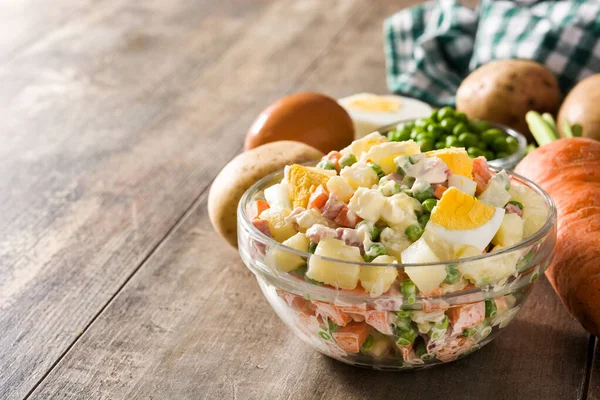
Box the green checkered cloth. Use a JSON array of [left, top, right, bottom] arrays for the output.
[[384, 0, 600, 107]]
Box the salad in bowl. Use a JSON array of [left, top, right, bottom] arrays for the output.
[[238, 132, 556, 370]]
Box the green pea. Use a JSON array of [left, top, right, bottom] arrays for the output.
[[405, 224, 424, 242], [410, 129, 423, 140], [482, 128, 505, 145], [367, 162, 385, 178], [506, 136, 519, 153], [387, 130, 401, 142], [469, 120, 489, 133], [458, 132, 479, 147], [339, 153, 357, 169], [485, 299, 497, 318], [467, 147, 485, 158], [413, 187, 434, 202], [429, 109, 440, 122], [428, 126, 446, 139], [446, 135, 460, 147], [401, 279, 418, 304], [440, 117, 458, 132], [357, 220, 380, 241], [416, 131, 435, 142], [455, 111, 468, 122], [415, 119, 428, 128], [364, 243, 386, 262], [422, 198, 437, 212], [418, 214, 430, 226], [453, 122, 469, 136], [507, 200, 523, 210], [492, 137, 510, 152], [496, 151, 509, 159], [437, 106, 455, 121], [380, 180, 401, 196], [418, 139, 434, 152], [444, 264, 460, 284], [435, 141, 446, 150], [308, 242, 318, 254], [399, 128, 412, 141], [316, 159, 336, 170]]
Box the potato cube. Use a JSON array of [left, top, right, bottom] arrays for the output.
[[307, 238, 362, 289]]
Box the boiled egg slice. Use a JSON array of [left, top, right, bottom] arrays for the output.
[[426, 187, 505, 252], [338, 93, 432, 139]]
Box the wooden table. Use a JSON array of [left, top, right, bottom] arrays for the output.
[[1, 1, 597, 399]]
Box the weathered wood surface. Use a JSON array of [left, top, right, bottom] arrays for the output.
[[0, 0, 596, 399]]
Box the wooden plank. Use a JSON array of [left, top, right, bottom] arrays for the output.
[[30, 2, 588, 399], [0, 0, 369, 398]]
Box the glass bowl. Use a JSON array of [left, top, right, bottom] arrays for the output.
[[377, 120, 528, 170], [237, 167, 556, 371]]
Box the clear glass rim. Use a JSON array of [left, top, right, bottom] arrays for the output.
[[238, 160, 556, 269], [376, 119, 528, 168]]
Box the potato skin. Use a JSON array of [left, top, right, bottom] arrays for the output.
[[208, 141, 323, 248], [457, 60, 561, 141], [557, 74, 600, 141]]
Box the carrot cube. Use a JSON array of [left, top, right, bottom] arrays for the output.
[[247, 199, 270, 220], [332, 322, 372, 353], [307, 185, 329, 210], [447, 302, 485, 335], [313, 301, 352, 327]]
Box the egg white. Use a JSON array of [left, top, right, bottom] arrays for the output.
[[338, 93, 432, 139], [425, 207, 506, 252]]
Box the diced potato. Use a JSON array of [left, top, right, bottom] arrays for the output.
[[340, 132, 387, 158], [379, 227, 412, 259], [264, 182, 292, 210], [327, 176, 355, 203], [268, 232, 310, 272], [448, 174, 477, 196], [380, 193, 421, 229], [307, 238, 362, 289], [478, 171, 511, 208], [402, 238, 446, 293], [340, 163, 379, 190], [509, 184, 549, 238], [362, 141, 421, 174], [259, 208, 296, 243], [458, 245, 519, 287], [364, 332, 393, 358], [492, 213, 524, 247], [359, 255, 398, 297], [348, 187, 387, 222]]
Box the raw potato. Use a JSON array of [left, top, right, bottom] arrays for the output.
[[557, 74, 600, 140], [208, 141, 323, 248], [456, 60, 561, 141]]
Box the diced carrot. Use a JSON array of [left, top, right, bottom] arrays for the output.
[[434, 185, 448, 199], [247, 199, 270, 220], [334, 302, 368, 314], [332, 322, 372, 353], [276, 290, 311, 312], [252, 219, 272, 237], [307, 185, 329, 210], [334, 206, 362, 228], [313, 302, 352, 327], [365, 310, 395, 335], [325, 151, 343, 170], [447, 302, 485, 335], [473, 157, 493, 195]]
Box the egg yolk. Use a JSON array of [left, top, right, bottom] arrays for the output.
[[431, 187, 495, 230], [425, 148, 473, 178], [287, 164, 330, 208], [346, 95, 402, 113]]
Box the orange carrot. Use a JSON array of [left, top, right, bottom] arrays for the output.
[[325, 151, 343, 170], [247, 199, 270, 220], [334, 206, 362, 228], [332, 322, 372, 353], [434, 185, 448, 199], [447, 302, 485, 335], [365, 310, 395, 335], [313, 302, 352, 327], [307, 185, 329, 210], [472, 157, 493, 195]]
